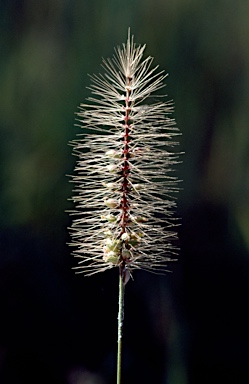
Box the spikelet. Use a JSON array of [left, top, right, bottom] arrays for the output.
[[69, 30, 180, 280]]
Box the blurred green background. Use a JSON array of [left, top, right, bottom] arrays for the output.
[[1, 1, 249, 383]]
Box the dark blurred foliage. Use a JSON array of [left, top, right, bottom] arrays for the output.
[[1, 1, 249, 383]]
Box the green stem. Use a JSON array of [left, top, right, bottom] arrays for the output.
[[117, 271, 125, 384]]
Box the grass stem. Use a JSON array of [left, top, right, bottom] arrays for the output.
[[117, 271, 125, 384]]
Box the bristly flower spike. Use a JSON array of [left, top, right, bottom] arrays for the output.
[[69, 30, 180, 283]]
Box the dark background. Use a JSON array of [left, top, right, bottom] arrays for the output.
[[1, 1, 249, 383]]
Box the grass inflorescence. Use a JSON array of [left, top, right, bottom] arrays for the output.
[[69, 30, 180, 282]]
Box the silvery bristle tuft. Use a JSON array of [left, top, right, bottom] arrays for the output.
[[69, 30, 180, 279]]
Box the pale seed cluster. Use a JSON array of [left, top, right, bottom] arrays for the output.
[[69, 31, 180, 279]]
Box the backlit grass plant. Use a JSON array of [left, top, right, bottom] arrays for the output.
[[69, 30, 180, 384]]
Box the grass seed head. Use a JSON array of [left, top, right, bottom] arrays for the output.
[[69, 30, 180, 280]]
